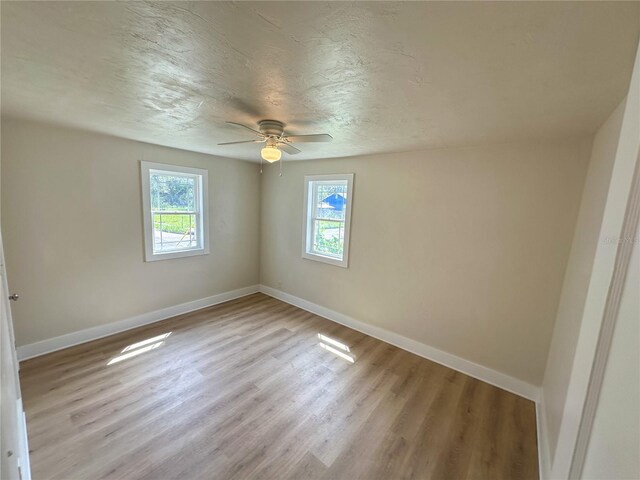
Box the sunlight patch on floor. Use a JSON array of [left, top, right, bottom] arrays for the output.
[[318, 333, 355, 363], [107, 332, 171, 365]]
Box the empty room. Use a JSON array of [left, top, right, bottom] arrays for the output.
[[1, 2, 639, 479]]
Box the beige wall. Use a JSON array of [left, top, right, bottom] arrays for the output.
[[541, 99, 626, 463], [1, 118, 260, 346], [260, 139, 591, 385], [581, 223, 639, 480]]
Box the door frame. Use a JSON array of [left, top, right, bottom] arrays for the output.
[[0, 228, 32, 480]]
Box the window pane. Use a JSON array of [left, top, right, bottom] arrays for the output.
[[313, 219, 345, 258], [150, 173, 195, 212], [153, 213, 198, 252], [315, 181, 347, 221]]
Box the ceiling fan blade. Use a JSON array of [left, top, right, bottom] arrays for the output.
[[217, 139, 262, 146], [226, 121, 264, 136], [283, 133, 333, 143], [278, 142, 301, 155]]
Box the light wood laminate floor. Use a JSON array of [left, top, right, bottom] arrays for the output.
[[20, 293, 538, 480]]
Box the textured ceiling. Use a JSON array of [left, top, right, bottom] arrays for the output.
[[2, 1, 639, 162]]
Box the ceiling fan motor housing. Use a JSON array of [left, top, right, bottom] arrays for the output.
[[258, 120, 285, 137]]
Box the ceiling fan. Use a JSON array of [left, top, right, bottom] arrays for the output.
[[218, 120, 333, 162]]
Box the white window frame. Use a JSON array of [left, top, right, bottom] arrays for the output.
[[140, 161, 210, 262], [302, 173, 354, 268]]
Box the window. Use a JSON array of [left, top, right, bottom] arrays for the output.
[[303, 174, 354, 267], [141, 161, 209, 261]]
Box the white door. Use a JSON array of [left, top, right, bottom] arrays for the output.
[[0, 230, 30, 480]]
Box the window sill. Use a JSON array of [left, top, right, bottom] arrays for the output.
[[145, 247, 209, 262], [302, 251, 349, 268]]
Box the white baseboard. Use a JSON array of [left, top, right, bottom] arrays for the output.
[[536, 396, 552, 480], [18, 282, 541, 402], [259, 284, 540, 402], [16, 285, 260, 361]]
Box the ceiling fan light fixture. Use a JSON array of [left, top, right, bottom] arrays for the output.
[[261, 145, 282, 163]]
